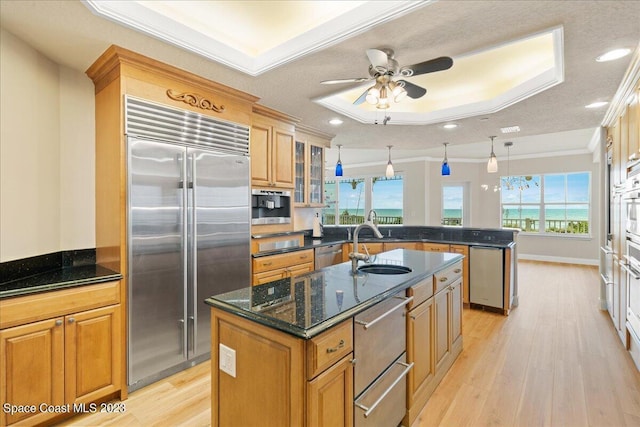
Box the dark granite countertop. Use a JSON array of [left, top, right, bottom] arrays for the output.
[[206, 249, 463, 339], [252, 226, 517, 257], [0, 264, 122, 299]]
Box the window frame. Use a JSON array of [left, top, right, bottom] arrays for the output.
[[500, 171, 591, 237], [323, 174, 404, 226]]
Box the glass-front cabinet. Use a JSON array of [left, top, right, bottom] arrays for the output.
[[294, 126, 332, 207]]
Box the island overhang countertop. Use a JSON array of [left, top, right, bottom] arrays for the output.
[[205, 249, 463, 339]]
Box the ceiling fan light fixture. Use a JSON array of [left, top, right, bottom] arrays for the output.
[[377, 86, 390, 109], [385, 145, 395, 177], [392, 85, 407, 102], [487, 136, 498, 173], [366, 85, 380, 105]]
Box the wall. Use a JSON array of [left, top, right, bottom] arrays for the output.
[[340, 150, 601, 264], [0, 28, 95, 262]]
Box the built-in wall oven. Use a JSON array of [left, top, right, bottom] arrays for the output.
[[624, 175, 640, 346]]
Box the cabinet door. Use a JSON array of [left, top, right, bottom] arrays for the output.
[[294, 141, 306, 204], [272, 127, 295, 188], [308, 144, 324, 206], [434, 289, 451, 372], [449, 244, 470, 304], [251, 122, 271, 186], [628, 93, 639, 161], [307, 353, 354, 427], [450, 280, 463, 349], [65, 305, 122, 404], [0, 318, 64, 426], [407, 298, 434, 403]]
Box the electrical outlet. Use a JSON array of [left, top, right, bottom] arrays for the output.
[[219, 343, 236, 378]]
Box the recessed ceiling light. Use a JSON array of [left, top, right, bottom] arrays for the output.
[[329, 118, 343, 126], [585, 101, 609, 109], [501, 126, 521, 134], [596, 48, 632, 62], [443, 123, 458, 129]]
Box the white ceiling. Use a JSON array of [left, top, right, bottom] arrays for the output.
[[1, 0, 639, 164]]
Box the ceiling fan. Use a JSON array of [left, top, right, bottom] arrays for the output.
[[321, 48, 453, 109]]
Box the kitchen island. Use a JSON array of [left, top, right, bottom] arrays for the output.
[[205, 249, 464, 426]]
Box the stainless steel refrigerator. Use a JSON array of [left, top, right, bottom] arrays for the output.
[[125, 96, 251, 391]]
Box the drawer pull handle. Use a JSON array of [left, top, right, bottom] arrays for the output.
[[262, 262, 273, 266], [355, 296, 413, 330], [354, 361, 414, 418], [55, 320, 63, 326], [300, 255, 308, 259], [439, 277, 448, 282], [326, 339, 345, 353], [454, 269, 462, 273], [68, 317, 75, 324]]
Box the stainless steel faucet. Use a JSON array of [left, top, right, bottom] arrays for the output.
[[349, 210, 383, 273]]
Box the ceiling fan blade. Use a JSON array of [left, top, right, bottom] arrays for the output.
[[321, 77, 370, 85], [397, 80, 427, 99], [401, 56, 453, 76], [353, 88, 369, 105], [366, 48, 389, 70]]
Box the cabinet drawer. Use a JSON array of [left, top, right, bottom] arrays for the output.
[[306, 319, 353, 380], [252, 249, 314, 273], [252, 269, 288, 285], [0, 281, 121, 329], [406, 275, 434, 309], [434, 261, 463, 294]]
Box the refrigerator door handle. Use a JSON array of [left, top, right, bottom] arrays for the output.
[[181, 153, 189, 359], [178, 319, 186, 358], [189, 154, 198, 356], [188, 315, 195, 354]]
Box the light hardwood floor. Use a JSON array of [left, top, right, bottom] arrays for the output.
[[62, 261, 640, 427]]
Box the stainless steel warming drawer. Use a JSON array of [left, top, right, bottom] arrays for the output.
[[353, 292, 413, 426]]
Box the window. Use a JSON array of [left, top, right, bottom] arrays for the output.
[[500, 172, 590, 235], [442, 184, 464, 226], [323, 175, 403, 225]]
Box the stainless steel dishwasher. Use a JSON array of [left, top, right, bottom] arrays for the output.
[[470, 245, 504, 309], [314, 244, 343, 269]]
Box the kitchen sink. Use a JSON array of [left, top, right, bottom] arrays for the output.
[[357, 264, 412, 275]]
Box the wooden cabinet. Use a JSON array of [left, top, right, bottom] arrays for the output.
[[0, 282, 122, 427], [628, 88, 639, 162], [294, 125, 332, 207], [384, 241, 422, 251], [307, 354, 354, 427], [406, 294, 435, 425], [421, 242, 450, 252], [0, 318, 64, 426], [449, 244, 470, 304], [251, 105, 299, 189], [341, 242, 385, 262], [252, 249, 314, 285], [404, 263, 463, 427], [211, 308, 353, 427]]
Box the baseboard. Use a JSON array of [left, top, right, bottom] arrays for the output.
[[517, 253, 598, 266]]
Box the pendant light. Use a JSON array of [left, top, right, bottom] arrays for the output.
[[385, 145, 394, 177], [441, 142, 451, 176], [487, 136, 498, 173], [335, 144, 343, 176]]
